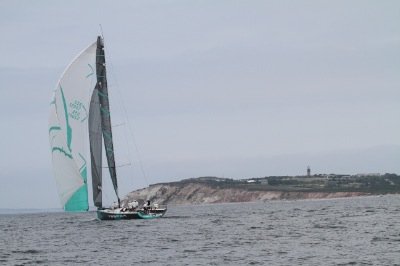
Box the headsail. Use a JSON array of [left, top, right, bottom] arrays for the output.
[[89, 87, 103, 207], [49, 42, 97, 211]]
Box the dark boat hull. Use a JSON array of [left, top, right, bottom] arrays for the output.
[[97, 209, 139, 220], [97, 208, 167, 220]]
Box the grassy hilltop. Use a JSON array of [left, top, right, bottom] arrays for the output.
[[162, 173, 400, 194]]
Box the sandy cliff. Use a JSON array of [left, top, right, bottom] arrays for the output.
[[121, 183, 368, 206]]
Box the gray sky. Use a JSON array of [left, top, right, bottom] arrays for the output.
[[1, 1, 399, 209]]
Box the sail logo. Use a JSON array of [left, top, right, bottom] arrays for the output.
[[69, 100, 88, 122]]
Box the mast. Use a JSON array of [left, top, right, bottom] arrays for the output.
[[95, 36, 121, 207]]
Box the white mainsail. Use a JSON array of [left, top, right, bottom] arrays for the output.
[[49, 42, 97, 211]]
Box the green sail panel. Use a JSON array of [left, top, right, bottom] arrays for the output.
[[64, 184, 89, 211]]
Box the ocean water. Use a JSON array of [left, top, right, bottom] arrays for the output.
[[1, 195, 400, 265]]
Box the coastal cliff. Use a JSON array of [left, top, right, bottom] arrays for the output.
[[121, 174, 400, 205], [122, 181, 368, 206]]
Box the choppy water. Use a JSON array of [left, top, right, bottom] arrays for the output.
[[1, 195, 400, 265]]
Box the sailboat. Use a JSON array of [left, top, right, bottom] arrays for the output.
[[48, 36, 167, 220]]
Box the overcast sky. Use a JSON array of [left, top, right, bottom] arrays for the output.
[[1, 1, 399, 209]]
